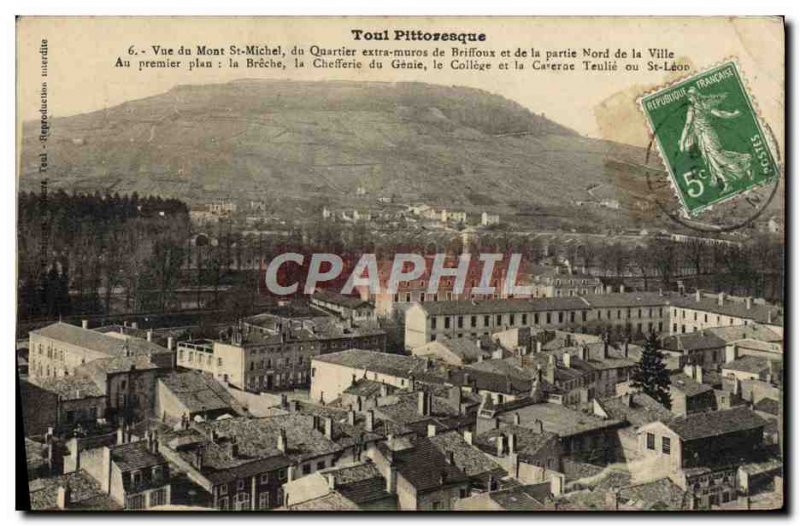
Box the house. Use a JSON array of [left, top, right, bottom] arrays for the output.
[[427, 430, 506, 490], [473, 425, 562, 484], [669, 366, 716, 417], [410, 338, 492, 365], [483, 402, 626, 465], [154, 370, 246, 423], [369, 436, 470, 510], [28, 470, 121, 511], [481, 212, 500, 226], [157, 414, 342, 510], [636, 406, 767, 474], [310, 290, 376, 323], [27, 321, 174, 382], [25, 376, 106, 433], [721, 356, 780, 384], [454, 482, 556, 510], [282, 461, 397, 510], [79, 432, 172, 510]]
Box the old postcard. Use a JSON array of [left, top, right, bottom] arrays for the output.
[[16, 16, 784, 512]]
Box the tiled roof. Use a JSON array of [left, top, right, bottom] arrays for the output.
[[32, 322, 171, 358], [498, 403, 624, 438], [28, 470, 121, 511], [312, 290, 372, 309], [596, 392, 672, 427], [390, 438, 469, 493], [111, 441, 164, 472], [669, 294, 782, 325], [314, 349, 433, 379], [158, 371, 243, 414], [32, 375, 104, 400], [722, 356, 771, 375], [418, 297, 591, 316], [670, 373, 714, 397], [666, 407, 767, 441], [618, 477, 691, 510], [189, 414, 342, 473], [583, 292, 670, 308], [428, 431, 505, 479], [474, 425, 558, 461], [753, 397, 780, 416], [488, 483, 554, 510]]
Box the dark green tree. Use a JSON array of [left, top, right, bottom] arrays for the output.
[[630, 332, 672, 409]]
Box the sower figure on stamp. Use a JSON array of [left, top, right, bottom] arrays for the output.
[[679, 87, 752, 192]]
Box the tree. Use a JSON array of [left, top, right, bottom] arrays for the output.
[[630, 332, 672, 409]]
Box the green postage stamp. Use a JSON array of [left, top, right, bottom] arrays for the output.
[[640, 61, 779, 215]]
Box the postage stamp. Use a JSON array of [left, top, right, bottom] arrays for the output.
[[640, 61, 779, 216]]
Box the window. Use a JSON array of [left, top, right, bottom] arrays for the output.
[[317, 460, 326, 470], [278, 469, 287, 481], [260, 473, 269, 484], [459, 488, 469, 498], [662, 437, 671, 454], [431, 318, 437, 329], [496, 315, 502, 325], [150, 488, 167, 507], [432, 501, 442, 510], [131, 470, 142, 486], [259, 491, 270, 509], [444, 318, 450, 329], [646, 433, 655, 450], [219, 484, 228, 496], [457, 316, 463, 329], [237, 479, 245, 491], [303, 464, 311, 475]]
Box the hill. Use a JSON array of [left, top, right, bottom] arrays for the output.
[[19, 80, 668, 230]]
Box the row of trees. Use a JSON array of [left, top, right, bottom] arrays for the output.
[[18, 191, 191, 319]]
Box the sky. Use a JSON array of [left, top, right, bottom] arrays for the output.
[[17, 16, 784, 147]]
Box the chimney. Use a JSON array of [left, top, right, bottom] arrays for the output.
[[603, 339, 609, 359], [580, 345, 589, 361], [386, 465, 398, 493], [446, 451, 455, 466], [228, 441, 239, 458], [695, 289, 701, 302], [427, 424, 437, 437], [449, 386, 462, 413], [193, 448, 203, 471], [57, 484, 71, 510], [116, 425, 125, 445], [380, 383, 389, 397], [508, 433, 516, 454], [563, 352, 571, 368], [718, 292, 724, 306], [147, 330, 153, 342], [81, 319, 88, 330], [327, 474, 336, 490], [496, 434, 506, 457], [365, 410, 375, 432], [746, 297, 752, 310], [323, 417, 333, 439], [417, 391, 430, 416], [619, 285, 625, 294], [624, 339, 629, 358], [768, 310, 773, 324], [694, 365, 703, 383], [277, 429, 287, 452], [533, 419, 544, 434], [131, 321, 138, 330], [535, 340, 542, 353], [623, 393, 633, 407], [513, 413, 521, 425], [606, 285, 612, 294], [463, 430, 473, 445], [167, 336, 174, 351], [606, 489, 619, 510], [733, 378, 741, 396], [348, 410, 356, 426], [550, 473, 565, 497]]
